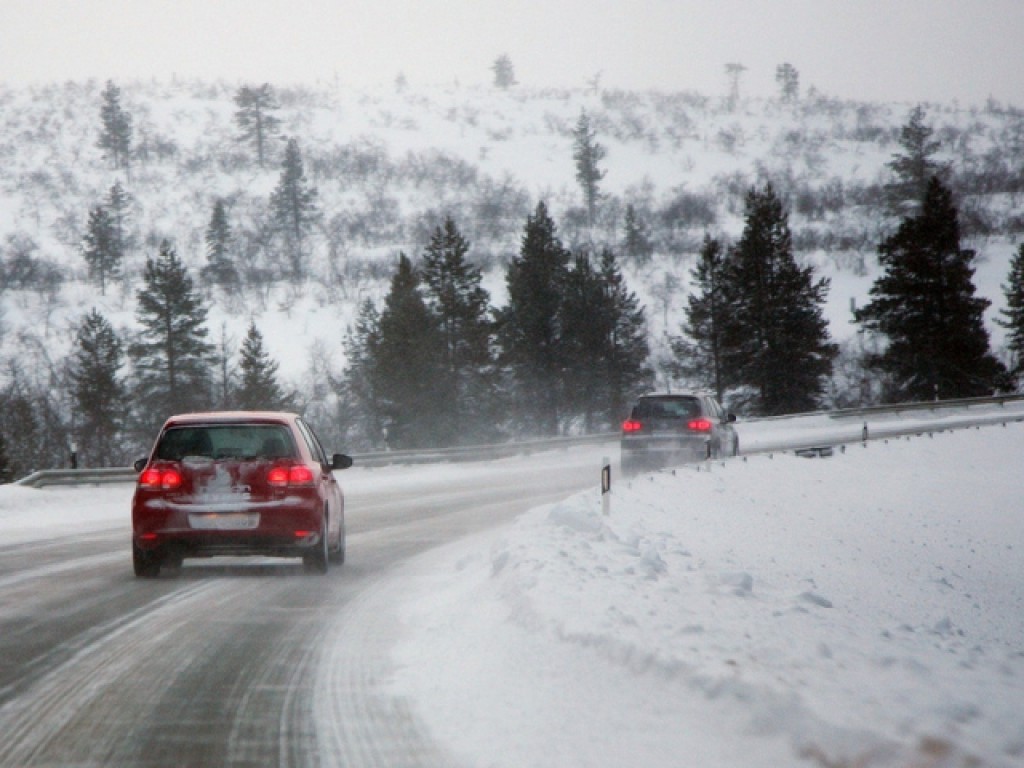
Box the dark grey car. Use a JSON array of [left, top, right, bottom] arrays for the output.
[[620, 393, 739, 474]]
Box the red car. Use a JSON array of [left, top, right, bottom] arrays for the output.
[[131, 411, 352, 577]]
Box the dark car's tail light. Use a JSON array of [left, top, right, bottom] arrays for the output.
[[267, 464, 316, 487], [622, 419, 644, 433], [138, 467, 183, 490], [687, 418, 713, 432]]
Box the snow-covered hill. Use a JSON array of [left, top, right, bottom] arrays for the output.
[[0, 79, 1021, 411]]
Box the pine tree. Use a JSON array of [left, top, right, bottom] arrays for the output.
[[234, 84, 281, 168], [130, 240, 214, 433], [596, 249, 651, 425], [270, 139, 319, 280], [856, 177, 1007, 400], [419, 217, 496, 442], [886, 105, 944, 217], [775, 63, 799, 102], [0, 391, 44, 480], [81, 205, 121, 295], [560, 252, 609, 429], [70, 309, 125, 466], [572, 110, 606, 231], [491, 54, 517, 89], [622, 204, 654, 266], [997, 243, 1024, 382], [201, 199, 239, 288], [498, 202, 571, 435], [560, 250, 650, 430], [97, 80, 132, 172], [372, 255, 447, 449], [725, 62, 747, 111], [106, 181, 133, 258], [236, 322, 291, 410], [0, 430, 11, 484], [340, 299, 385, 449], [672, 234, 730, 401], [723, 184, 836, 415]]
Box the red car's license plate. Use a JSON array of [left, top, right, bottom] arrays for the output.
[[188, 513, 260, 530]]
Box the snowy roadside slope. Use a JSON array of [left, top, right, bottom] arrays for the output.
[[388, 424, 1024, 768]]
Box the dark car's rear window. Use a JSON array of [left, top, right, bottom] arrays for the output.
[[633, 397, 700, 420], [155, 425, 297, 461]]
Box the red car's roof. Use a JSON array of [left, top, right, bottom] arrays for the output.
[[161, 411, 299, 427]]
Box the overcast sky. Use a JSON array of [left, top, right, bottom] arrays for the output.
[[1, 0, 1021, 105]]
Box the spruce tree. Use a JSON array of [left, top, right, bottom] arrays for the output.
[[372, 255, 446, 449], [622, 204, 654, 266], [201, 199, 239, 288], [97, 80, 132, 173], [572, 111, 606, 231], [886, 105, 944, 217], [560, 253, 608, 430], [70, 309, 125, 466], [236, 322, 291, 410], [270, 139, 319, 280], [106, 181, 132, 258], [491, 55, 517, 89], [998, 243, 1024, 382], [0, 391, 43, 480], [419, 217, 495, 442], [498, 202, 571, 435], [82, 205, 121, 295], [596, 248, 652, 424], [560, 250, 650, 429], [723, 184, 836, 415], [673, 234, 730, 401], [130, 240, 213, 433], [0, 431, 11, 484], [341, 299, 385, 449], [775, 63, 799, 102], [856, 177, 1006, 400], [234, 84, 281, 168]]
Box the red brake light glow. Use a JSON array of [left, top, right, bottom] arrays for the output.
[[267, 466, 289, 486], [622, 419, 643, 433], [268, 465, 316, 487], [688, 418, 713, 432], [288, 466, 315, 485], [139, 467, 182, 490]]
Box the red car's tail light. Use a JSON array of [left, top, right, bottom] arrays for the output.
[[688, 418, 713, 432], [267, 464, 316, 487], [622, 419, 644, 433], [138, 467, 182, 489], [267, 466, 289, 486], [288, 466, 315, 485]]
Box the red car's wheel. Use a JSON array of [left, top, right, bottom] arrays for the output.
[[133, 543, 161, 578]]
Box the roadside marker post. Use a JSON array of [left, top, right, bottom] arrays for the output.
[[601, 456, 611, 516]]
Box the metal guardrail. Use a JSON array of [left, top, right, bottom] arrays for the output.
[[12, 394, 1024, 488], [13, 432, 616, 488]]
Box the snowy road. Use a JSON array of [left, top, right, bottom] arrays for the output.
[[0, 445, 611, 767], [1, 410, 1021, 767]]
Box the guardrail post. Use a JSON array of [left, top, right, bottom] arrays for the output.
[[601, 456, 611, 516]]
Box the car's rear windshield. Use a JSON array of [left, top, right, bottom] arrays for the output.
[[154, 425, 297, 461], [632, 397, 700, 420]]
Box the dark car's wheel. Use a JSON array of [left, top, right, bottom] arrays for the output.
[[304, 517, 330, 574], [133, 543, 161, 578]]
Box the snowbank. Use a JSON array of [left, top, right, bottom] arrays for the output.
[[389, 424, 1024, 767]]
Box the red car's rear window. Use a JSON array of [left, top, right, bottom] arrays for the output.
[[154, 425, 297, 461]]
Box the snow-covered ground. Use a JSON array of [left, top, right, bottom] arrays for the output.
[[2, 419, 1022, 766], [387, 423, 1024, 767]]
